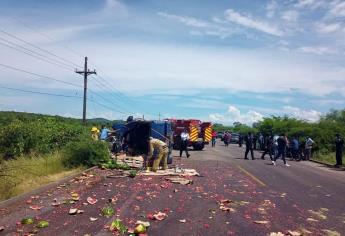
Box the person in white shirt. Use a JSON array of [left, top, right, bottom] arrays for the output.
[[180, 129, 190, 158], [305, 137, 314, 160]]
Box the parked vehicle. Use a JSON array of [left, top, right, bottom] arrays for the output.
[[170, 119, 213, 151], [217, 132, 224, 139], [230, 133, 240, 143]]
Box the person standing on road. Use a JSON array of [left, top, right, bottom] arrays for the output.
[[253, 134, 257, 150], [304, 137, 314, 161], [291, 137, 300, 161], [244, 132, 255, 160], [272, 133, 290, 166], [261, 135, 273, 160], [211, 130, 217, 147], [273, 135, 279, 158], [335, 134, 344, 167], [223, 131, 229, 147], [238, 134, 243, 147], [180, 129, 190, 158], [259, 133, 264, 150]]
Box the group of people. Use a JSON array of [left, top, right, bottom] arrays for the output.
[[244, 132, 315, 166], [243, 132, 344, 167], [211, 131, 232, 147], [91, 125, 117, 141]]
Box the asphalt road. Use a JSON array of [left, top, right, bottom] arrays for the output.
[[0, 142, 344, 236]]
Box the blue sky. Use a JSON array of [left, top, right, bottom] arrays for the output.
[[0, 0, 345, 124]]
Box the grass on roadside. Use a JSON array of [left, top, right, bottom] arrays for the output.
[[312, 152, 344, 166], [0, 152, 83, 201]]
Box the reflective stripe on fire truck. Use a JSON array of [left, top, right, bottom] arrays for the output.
[[204, 126, 212, 142], [190, 126, 198, 142]]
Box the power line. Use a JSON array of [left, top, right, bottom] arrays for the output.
[[89, 77, 134, 114], [0, 63, 82, 88], [88, 98, 129, 116], [8, 16, 84, 62], [3, 17, 155, 119], [6, 16, 146, 114], [0, 40, 73, 71], [93, 72, 134, 105], [0, 85, 129, 118], [92, 72, 157, 118], [0, 85, 82, 99], [0, 36, 75, 70], [0, 28, 80, 68], [88, 89, 133, 115]]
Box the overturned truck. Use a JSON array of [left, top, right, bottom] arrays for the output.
[[114, 120, 173, 164]]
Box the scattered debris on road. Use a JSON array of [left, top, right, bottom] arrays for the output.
[[165, 176, 192, 185]]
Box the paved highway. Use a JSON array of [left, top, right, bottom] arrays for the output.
[[0, 142, 344, 236]]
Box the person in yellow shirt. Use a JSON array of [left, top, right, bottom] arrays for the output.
[[148, 137, 168, 172], [91, 127, 99, 141]]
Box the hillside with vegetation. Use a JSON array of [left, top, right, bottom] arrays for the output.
[[0, 111, 111, 201]]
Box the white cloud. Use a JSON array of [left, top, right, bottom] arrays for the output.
[[209, 105, 263, 125], [281, 10, 299, 22], [158, 12, 235, 39], [102, 0, 128, 16], [2, 38, 345, 99], [329, 1, 345, 17], [283, 106, 321, 122], [224, 9, 284, 36], [298, 46, 336, 55], [266, 0, 278, 18], [294, 0, 326, 9], [209, 105, 321, 125], [315, 22, 342, 33], [158, 12, 210, 28]]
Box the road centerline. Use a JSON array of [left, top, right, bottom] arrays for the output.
[[237, 165, 266, 187]]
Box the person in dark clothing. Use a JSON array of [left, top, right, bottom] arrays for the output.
[[335, 134, 344, 167], [272, 134, 290, 166], [238, 134, 243, 147], [224, 131, 230, 147], [211, 130, 217, 147], [291, 137, 300, 161], [244, 132, 255, 160], [253, 135, 257, 150], [261, 135, 273, 160]]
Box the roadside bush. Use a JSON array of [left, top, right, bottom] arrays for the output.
[[0, 115, 87, 159], [62, 138, 110, 168]]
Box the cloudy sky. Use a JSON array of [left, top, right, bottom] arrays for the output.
[[0, 0, 345, 125]]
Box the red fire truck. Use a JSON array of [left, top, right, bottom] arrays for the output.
[[170, 119, 213, 150]]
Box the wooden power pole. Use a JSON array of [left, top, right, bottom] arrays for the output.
[[76, 57, 96, 125]]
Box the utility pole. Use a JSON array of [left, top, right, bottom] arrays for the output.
[[76, 57, 96, 125]]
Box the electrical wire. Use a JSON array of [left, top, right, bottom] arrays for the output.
[[0, 28, 80, 68], [0, 85, 82, 99], [2, 17, 157, 119], [8, 16, 84, 63], [0, 36, 75, 70], [89, 79, 134, 114], [6, 16, 152, 118], [0, 63, 82, 88], [0, 85, 129, 117], [0, 41, 73, 71]]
